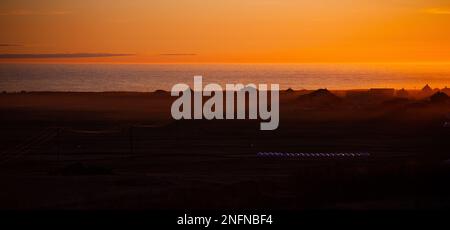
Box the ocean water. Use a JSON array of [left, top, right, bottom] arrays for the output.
[[0, 63, 449, 92]]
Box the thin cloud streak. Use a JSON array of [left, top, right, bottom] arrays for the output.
[[0, 53, 134, 59], [159, 53, 197, 56], [0, 10, 71, 16], [424, 8, 450, 15], [0, 44, 23, 47]]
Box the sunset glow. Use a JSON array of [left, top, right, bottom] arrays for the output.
[[1, 0, 450, 63]]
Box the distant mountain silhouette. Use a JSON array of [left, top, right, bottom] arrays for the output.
[[430, 91, 450, 104], [422, 84, 433, 93], [442, 87, 450, 95], [297, 89, 341, 108], [152, 89, 169, 97], [285, 88, 295, 93]]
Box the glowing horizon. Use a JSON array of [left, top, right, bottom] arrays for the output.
[[1, 0, 450, 63]]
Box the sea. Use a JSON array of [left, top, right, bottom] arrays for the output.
[[1, 63, 449, 92]]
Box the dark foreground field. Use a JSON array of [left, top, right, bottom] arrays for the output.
[[0, 90, 449, 209]]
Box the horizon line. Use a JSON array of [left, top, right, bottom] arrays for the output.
[[1, 60, 450, 65]]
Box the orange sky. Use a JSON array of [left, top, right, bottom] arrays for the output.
[[1, 0, 450, 63]]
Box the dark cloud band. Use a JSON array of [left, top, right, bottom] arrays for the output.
[[0, 53, 133, 59], [159, 53, 196, 56], [0, 44, 22, 47]]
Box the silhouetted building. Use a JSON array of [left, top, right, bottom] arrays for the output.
[[396, 88, 409, 98]]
